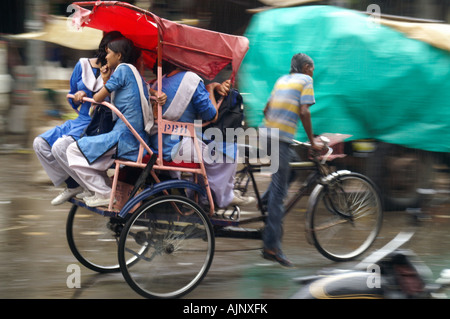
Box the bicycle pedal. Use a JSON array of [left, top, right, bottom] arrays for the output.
[[217, 205, 241, 221]]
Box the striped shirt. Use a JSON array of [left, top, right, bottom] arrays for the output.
[[263, 73, 315, 142]]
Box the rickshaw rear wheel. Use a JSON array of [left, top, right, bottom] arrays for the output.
[[66, 204, 144, 273]]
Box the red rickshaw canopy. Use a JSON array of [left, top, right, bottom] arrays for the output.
[[71, 1, 249, 81]]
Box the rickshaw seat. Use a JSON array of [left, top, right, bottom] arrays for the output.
[[162, 160, 201, 169], [142, 153, 200, 169]]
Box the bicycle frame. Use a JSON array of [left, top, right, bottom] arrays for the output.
[[236, 134, 350, 219]]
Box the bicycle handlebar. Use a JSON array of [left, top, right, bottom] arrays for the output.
[[291, 136, 333, 164]]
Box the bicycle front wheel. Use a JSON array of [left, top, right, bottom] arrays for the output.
[[118, 195, 214, 298], [306, 172, 383, 262]]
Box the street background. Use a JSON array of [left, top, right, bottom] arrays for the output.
[[0, 0, 449, 299]]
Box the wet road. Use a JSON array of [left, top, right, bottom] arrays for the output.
[[1, 152, 449, 299]]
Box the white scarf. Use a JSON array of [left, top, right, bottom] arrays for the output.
[[80, 58, 103, 92], [148, 71, 202, 136], [162, 71, 202, 121]]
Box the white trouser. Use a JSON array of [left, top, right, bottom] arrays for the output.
[[33, 136, 74, 187], [203, 158, 236, 208], [172, 138, 236, 208], [62, 142, 116, 197]]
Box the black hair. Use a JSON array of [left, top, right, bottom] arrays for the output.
[[290, 53, 314, 74], [95, 31, 124, 66], [152, 59, 180, 76], [107, 38, 141, 65]]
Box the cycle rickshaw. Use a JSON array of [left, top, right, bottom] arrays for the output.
[[65, 1, 383, 298]]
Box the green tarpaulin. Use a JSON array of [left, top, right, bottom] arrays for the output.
[[238, 6, 450, 153]]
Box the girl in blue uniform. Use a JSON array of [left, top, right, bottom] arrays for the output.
[[33, 31, 123, 205], [149, 61, 254, 209], [62, 38, 156, 207]]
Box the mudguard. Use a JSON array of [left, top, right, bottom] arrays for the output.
[[292, 271, 384, 299], [118, 179, 206, 218]]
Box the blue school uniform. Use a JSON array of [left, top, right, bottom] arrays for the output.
[[39, 58, 101, 146], [76, 64, 149, 164], [149, 71, 217, 161]]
